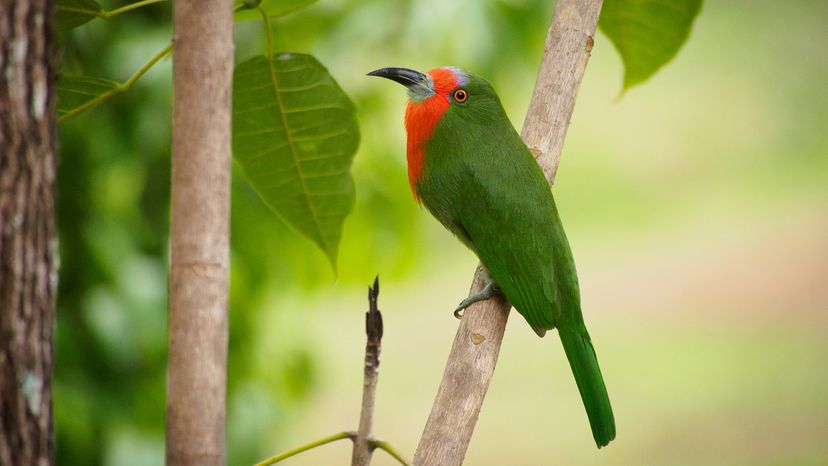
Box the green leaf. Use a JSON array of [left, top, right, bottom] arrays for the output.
[[232, 53, 359, 268], [599, 0, 702, 90], [234, 0, 317, 21], [56, 0, 103, 31], [58, 76, 119, 118]]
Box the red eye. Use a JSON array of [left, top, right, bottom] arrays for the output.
[[453, 89, 468, 103]]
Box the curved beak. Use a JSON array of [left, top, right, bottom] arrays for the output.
[[367, 67, 433, 99]]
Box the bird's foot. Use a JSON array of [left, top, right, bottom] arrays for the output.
[[454, 282, 500, 319]]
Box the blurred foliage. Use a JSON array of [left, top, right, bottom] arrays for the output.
[[58, 76, 120, 117], [234, 0, 319, 21], [55, 0, 422, 463], [54, 0, 827, 465], [56, 0, 104, 31], [60, 0, 360, 268]]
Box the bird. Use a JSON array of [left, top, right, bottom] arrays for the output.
[[368, 66, 616, 448]]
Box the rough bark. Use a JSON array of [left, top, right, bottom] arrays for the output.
[[412, 1, 604, 464], [166, 1, 234, 465], [0, 1, 58, 466]]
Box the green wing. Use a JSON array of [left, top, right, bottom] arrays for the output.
[[413, 80, 615, 447], [453, 142, 578, 332], [448, 137, 617, 447]]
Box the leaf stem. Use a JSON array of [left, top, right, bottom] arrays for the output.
[[123, 42, 173, 88], [59, 42, 172, 123], [252, 431, 354, 466], [56, 0, 167, 20], [370, 439, 411, 466], [101, 0, 167, 19], [234, 0, 261, 12], [257, 5, 273, 59]]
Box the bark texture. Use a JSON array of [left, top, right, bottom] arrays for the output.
[[412, 1, 604, 464], [0, 1, 58, 466], [166, 1, 234, 465]]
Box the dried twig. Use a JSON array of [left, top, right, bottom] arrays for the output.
[[252, 277, 410, 466], [412, 1, 605, 465], [351, 277, 383, 466]]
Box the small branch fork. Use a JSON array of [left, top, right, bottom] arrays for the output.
[[58, 42, 172, 122], [58, 3, 267, 123], [57, 1, 259, 123], [253, 277, 410, 466]]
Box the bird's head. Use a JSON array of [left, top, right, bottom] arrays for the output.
[[367, 66, 502, 124], [368, 66, 507, 197]]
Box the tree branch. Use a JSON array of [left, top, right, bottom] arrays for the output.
[[411, 1, 604, 464], [0, 1, 58, 465], [370, 439, 411, 466], [58, 42, 172, 123], [253, 431, 355, 466], [56, 0, 166, 20], [252, 277, 410, 466], [351, 277, 383, 466], [165, 1, 234, 465]]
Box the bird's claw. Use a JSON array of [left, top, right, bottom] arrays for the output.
[[453, 282, 500, 320]]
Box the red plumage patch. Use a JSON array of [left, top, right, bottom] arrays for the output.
[[404, 68, 460, 200]]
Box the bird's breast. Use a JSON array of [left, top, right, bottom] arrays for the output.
[[404, 95, 450, 199]]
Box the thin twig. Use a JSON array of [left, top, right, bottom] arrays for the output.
[[252, 278, 409, 466], [256, 6, 274, 59], [370, 439, 411, 466], [351, 277, 383, 466], [56, 0, 166, 20], [411, 1, 605, 465], [58, 42, 172, 122], [251, 431, 413, 466], [102, 0, 167, 18], [253, 431, 355, 466]]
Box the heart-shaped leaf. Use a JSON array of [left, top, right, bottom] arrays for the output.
[[56, 0, 102, 31], [600, 0, 703, 90], [58, 76, 119, 119], [233, 53, 359, 269], [234, 0, 317, 21]]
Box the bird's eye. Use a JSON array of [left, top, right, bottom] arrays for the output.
[[453, 89, 468, 103]]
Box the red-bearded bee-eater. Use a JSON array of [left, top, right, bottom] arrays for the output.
[[368, 66, 616, 448]]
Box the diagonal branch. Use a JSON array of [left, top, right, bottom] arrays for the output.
[[58, 42, 171, 123], [411, 1, 604, 465], [56, 0, 167, 20], [253, 432, 355, 466]]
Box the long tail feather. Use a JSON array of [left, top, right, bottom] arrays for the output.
[[559, 328, 616, 447]]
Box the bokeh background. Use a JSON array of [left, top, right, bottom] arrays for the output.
[[56, 0, 827, 464]]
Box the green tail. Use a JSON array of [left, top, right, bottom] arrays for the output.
[[559, 328, 616, 448]]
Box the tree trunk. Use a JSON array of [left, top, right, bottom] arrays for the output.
[[412, 0, 604, 464], [166, 1, 234, 465], [0, 1, 58, 466]]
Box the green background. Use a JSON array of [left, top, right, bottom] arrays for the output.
[[56, 0, 828, 464]]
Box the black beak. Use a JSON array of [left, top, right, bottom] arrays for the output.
[[367, 67, 433, 97]]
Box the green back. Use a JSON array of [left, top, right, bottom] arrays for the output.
[[415, 73, 583, 333], [413, 71, 615, 447]]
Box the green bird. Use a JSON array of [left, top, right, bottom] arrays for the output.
[[369, 66, 616, 447]]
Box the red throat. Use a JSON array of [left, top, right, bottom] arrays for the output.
[[404, 68, 459, 200]]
